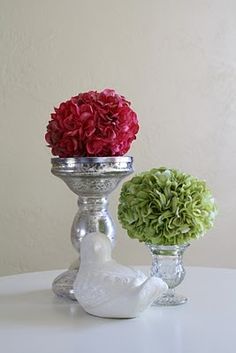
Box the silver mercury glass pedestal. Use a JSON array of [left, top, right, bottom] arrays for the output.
[[51, 156, 133, 300]]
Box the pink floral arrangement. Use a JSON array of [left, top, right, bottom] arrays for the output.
[[45, 89, 139, 158]]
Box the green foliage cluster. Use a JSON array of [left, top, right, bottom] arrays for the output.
[[118, 167, 217, 245]]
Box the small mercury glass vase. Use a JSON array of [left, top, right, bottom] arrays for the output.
[[147, 243, 189, 306], [51, 156, 133, 300]]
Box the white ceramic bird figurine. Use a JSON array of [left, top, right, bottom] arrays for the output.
[[73, 232, 168, 318]]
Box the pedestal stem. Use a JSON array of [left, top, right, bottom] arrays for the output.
[[71, 196, 115, 253]]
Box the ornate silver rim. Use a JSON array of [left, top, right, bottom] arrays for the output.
[[51, 156, 132, 164], [51, 156, 133, 176]]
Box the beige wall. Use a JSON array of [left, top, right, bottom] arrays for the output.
[[0, 0, 235, 275]]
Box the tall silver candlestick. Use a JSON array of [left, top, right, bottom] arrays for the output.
[[51, 156, 133, 300]]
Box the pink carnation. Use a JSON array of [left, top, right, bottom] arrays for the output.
[[45, 89, 139, 157]]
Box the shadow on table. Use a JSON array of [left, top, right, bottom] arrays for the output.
[[0, 289, 120, 330]]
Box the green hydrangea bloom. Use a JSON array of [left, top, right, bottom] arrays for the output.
[[118, 167, 217, 245]]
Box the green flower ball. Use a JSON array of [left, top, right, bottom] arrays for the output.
[[118, 167, 217, 245]]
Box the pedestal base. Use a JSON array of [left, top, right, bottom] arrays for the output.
[[153, 292, 188, 306], [52, 270, 78, 301]]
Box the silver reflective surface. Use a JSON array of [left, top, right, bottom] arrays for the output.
[[51, 156, 133, 300]]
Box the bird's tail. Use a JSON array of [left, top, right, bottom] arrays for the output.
[[136, 277, 168, 310]]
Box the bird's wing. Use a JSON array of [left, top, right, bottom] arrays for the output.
[[76, 271, 145, 308]]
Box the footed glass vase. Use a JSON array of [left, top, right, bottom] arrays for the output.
[[51, 156, 133, 300], [147, 244, 189, 306]]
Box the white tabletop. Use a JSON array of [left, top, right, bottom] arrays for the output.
[[0, 267, 235, 353]]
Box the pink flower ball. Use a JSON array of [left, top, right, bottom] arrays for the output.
[[45, 89, 139, 158]]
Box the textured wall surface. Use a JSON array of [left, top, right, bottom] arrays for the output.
[[0, 0, 235, 275]]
